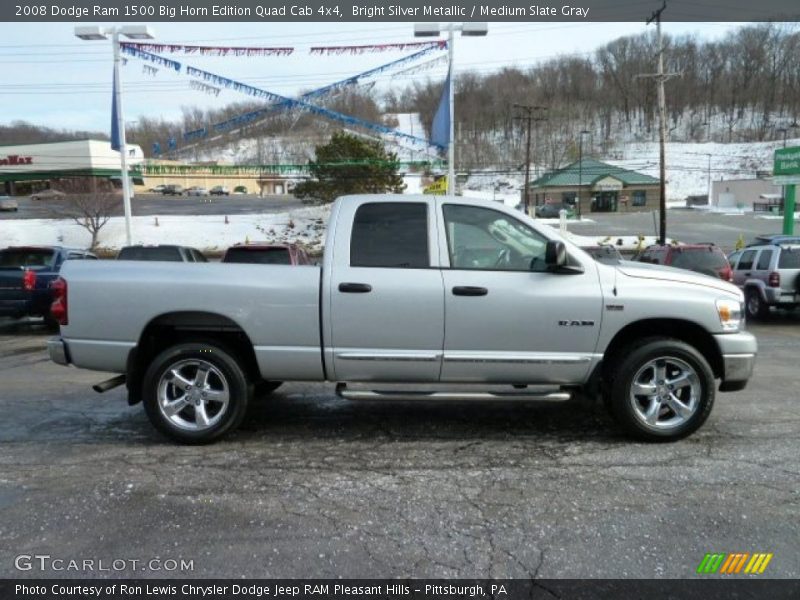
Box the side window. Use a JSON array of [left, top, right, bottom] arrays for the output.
[[350, 202, 429, 268], [737, 250, 757, 271], [632, 191, 647, 207], [756, 250, 773, 271], [442, 204, 548, 272]]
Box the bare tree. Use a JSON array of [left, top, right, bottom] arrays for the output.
[[47, 178, 122, 250]]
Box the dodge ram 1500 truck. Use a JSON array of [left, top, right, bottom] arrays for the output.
[[47, 195, 757, 444]]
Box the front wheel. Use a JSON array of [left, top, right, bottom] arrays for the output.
[[606, 338, 715, 442], [142, 342, 251, 444]]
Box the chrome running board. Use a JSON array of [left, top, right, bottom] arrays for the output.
[[335, 383, 571, 402]]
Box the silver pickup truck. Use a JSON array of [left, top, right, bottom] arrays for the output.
[[48, 194, 757, 444]]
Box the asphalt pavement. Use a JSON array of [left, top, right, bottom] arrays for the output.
[[0, 193, 304, 220], [0, 315, 798, 578]]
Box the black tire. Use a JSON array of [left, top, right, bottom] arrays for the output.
[[142, 342, 251, 444], [254, 380, 283, 398], [745, 288, 769, 320], [605, 338, 715, 442]]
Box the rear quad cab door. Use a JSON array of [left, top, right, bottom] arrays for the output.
[[327, 198, 445, 382]]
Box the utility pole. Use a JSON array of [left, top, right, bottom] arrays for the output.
[[640, 1, 679, 245], [514, 104, 547, 216]]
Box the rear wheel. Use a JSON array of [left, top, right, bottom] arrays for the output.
[[606, 338, 715, 442], [745, 288, 769, 320], [142, 342, 251, 444]]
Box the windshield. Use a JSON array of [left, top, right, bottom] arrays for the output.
[[224, 247, 292, 265], [0, 249, 55, 269]]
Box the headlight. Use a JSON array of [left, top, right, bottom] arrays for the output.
[[716, 298, 743, 331]]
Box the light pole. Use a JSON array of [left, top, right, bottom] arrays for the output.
[[75, 25, 155, 246], [577, 130, 590, 219], [415, 22, 488, 196]]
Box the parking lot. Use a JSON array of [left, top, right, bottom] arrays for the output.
[[1, 314, 798, 578]]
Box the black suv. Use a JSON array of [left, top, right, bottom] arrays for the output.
[[116, 245, 207, 262]]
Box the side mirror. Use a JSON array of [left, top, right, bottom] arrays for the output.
[[545, 240, 567, 268]]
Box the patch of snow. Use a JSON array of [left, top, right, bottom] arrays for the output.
[[0, 205, 332, 254]]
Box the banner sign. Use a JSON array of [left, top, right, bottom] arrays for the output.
[[121, 43, 294, 56]]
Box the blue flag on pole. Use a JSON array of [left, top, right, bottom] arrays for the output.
[[110, 67, 121, 151], [430, 69, 450, 150]]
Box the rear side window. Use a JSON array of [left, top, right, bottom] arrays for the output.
[[736, 250, 757, 271], [0, 249, 55, 269], [778, 248, 800, 269], [670, 248, 728, 270], [224, 248, 291, 265], [350, 203, 429, 268], [756, 250, 773, 271]]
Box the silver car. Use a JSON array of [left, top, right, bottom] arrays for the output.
[[731, 242, 800, 319], [0, 195, 18, 212]]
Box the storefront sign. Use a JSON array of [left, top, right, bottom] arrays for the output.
[[0, 155, 33, 166]]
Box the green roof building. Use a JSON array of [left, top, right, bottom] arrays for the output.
[[530, 158, 661, 214]]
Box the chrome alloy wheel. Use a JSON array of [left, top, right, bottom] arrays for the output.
[[629, 356, 701, 430], [157, 359, 230, 431]]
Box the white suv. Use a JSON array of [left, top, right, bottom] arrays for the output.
[[731, 243, 800, 319]]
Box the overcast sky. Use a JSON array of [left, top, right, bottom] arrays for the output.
[[0, 21, 744, 134]]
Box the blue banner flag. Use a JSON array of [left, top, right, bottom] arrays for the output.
[[110, 67, 121, 151], [430, 70, 450, 150]]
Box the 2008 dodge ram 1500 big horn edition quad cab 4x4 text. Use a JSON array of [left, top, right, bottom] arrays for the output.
[[47, 195, 757, 444]]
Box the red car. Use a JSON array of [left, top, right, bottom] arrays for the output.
[[221, 243, 312, 265], [635, 243, 733, 281]]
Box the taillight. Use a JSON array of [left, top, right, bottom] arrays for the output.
[[50, 277, 68, 326], [722, 266, 733, 282], [22, 269, 36, 291], [768, 272, 780, 288]]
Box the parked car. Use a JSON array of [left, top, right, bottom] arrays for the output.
[[635, 243, 732, 281], [186, 186, 209, 197], [0, 246, 96, 323], [48, 194, 755, 444], [161, 185, 184, 196], [116, 245, 207, 262], [747, 234, 800, 247], [581, 244, 623, 263], [30, 189, 65, 201], [222, 243, 311, 265], [730, 242, 800, 319], [535, 203, 573, 219], [0, 196, 19, 212], [149, 185, 167, 193], [210, 186, 230, 196], [232, 185, 248, 194]]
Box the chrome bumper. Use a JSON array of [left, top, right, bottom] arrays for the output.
[[714, 331, 757, 384], [47, 337, 70, 366], [722, 353, 756, 382]]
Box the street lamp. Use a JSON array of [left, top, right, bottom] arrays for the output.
[[75, 25, 155, 246], [577, 130, 590, 219], [415, 22, 488, 196]]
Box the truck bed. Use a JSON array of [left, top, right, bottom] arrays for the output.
[[59, 260, 324, 380]]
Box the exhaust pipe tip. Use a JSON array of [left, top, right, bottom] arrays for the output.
[[92, 374, 126, 394]]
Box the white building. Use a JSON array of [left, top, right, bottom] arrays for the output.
[[711, 177, 782, 210], [0, 139, 143, 195]]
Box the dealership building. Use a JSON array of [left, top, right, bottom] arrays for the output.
[[0, 139, 293, 196], [0, 140, 145, 195]]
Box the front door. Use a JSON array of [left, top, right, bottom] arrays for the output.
[[327, 200, 444, 382], [437, 201, 603, 383]]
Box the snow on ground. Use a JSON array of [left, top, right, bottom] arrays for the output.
[[609, 138, 800, 201], [0, 205, 332, 255]]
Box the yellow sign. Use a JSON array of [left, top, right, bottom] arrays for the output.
[[423, 176, 447, 195]]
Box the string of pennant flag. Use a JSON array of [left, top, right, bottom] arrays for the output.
[[120, 42, 448, 152], [120, 41, 446, 56]]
